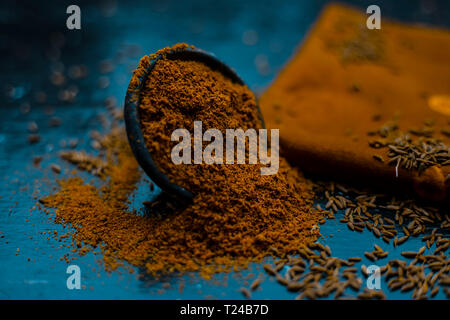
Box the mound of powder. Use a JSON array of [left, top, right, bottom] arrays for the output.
[[40, 44, 322, 278]]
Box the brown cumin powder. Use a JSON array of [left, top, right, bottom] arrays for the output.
[[40, 44, 321, 278], [259, 4, 450, 201]]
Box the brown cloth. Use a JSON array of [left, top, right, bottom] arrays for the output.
[[260, 4, 450, 201]]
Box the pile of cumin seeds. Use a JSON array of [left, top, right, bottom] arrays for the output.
[[324, 17, 385, 64], [368, 121, 450, 175], [315, 181, 449, 244], [39, 50, 325, 279], [243, 242, 384, 300]]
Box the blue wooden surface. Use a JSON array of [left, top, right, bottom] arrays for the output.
[[0, 0, 449, 299]]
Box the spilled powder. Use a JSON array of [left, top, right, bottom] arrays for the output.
[[40, 44, 322, 278]]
